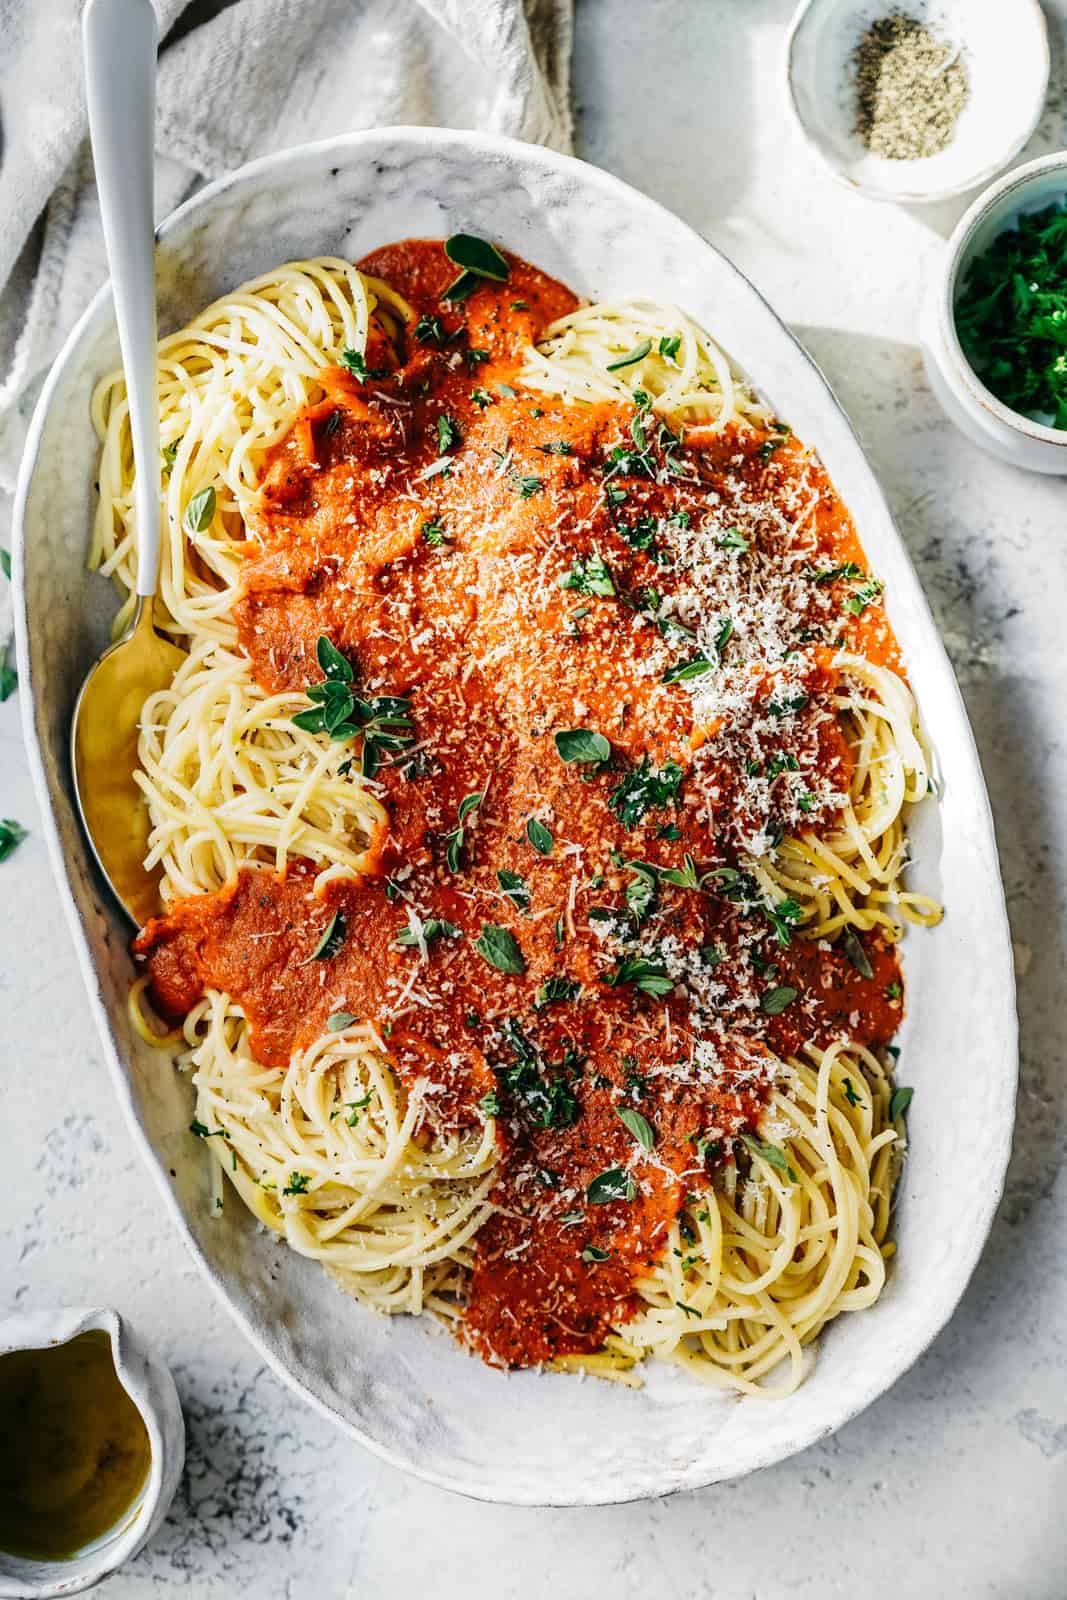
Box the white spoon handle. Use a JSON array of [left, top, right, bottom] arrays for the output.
[[83, 0, 160, 602]]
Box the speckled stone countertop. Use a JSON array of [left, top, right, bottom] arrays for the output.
[[3, 3, 1065, 1594]]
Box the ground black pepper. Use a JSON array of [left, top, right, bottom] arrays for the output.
[[853, 12, 969, 160]]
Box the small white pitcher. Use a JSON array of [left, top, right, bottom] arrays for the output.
[[0, 1308, 184, 1598]]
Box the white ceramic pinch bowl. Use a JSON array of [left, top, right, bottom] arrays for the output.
[[0, 1308, 184, 1598], [920, 150, 1067, 472], [13, 127, 1017, 1505], [786, 0, 1049, 204]]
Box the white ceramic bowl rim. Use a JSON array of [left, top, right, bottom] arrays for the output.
[[784, 0, 1050, 205], [0, 1308, 173, 1599], [936, 149, 1067, 445], [13, 124, 1018, 1506]]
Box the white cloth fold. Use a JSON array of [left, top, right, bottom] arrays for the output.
[[0, 0, 573, 639]]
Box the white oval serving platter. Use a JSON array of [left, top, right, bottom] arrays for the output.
[[13, 127, 1016, 1506]]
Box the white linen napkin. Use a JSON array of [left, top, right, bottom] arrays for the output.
[[0, 0, 573, 645]]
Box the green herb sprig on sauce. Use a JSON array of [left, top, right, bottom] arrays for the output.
[[294, 636, 415, 777], [442, 234, 510, 303]]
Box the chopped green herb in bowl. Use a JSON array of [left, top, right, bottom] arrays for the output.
[[954, 198, 1067, 430]]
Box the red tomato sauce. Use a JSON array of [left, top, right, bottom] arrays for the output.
[[134, 240, 906, 1367]]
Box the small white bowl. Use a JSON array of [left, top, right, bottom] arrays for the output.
[[920, 150, 1067, 473], [786, 0, 1049, 204], [0, 1309, 184, 1598]]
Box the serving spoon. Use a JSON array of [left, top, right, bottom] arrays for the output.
[[72, 0, 184, 928]]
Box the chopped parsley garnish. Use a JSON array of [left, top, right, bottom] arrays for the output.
[[283, 1172, 312, 1196], [470, 388, 492, 408], [435, 413, 461, 454], [559, 553, 615, 597], [843, 1077, 863, 1108], [0, 818, 26, 863], [189, 1119, 226, 1139], [954, 201, 1067, 428], [415, 456, 453, 483], [0, 548, 9, 579], [444, 233, 510, 282], [340, 348, 388, 381], [659, 614, 735, 684], [474, 924, 526, 975], [766, 692, 809, 719], [603, 956, 673, 997], [709, 870, 803, 946], [608, 756, 684, 828], [582, 1245, 611, 1263], [496, 869, 530, 912], [603, 436, 655, 482], [676, 1300, 701, 1320], [758, 438, 783, 462], [182, 485, 215, 534], [889, 1086, 914, 1120], [443, 791, 483, 872], [309, 911, 347, 962], [554, 727, 611, 767], [414, 313, 444, 345], [0, 648, 15, 703], [764, 897, 803, 946], [534, 976, 582, 1008], [618, 512, 668, 564], [812, 561, 863, 585], [625, 863, 658, 925], [525, 816, 554, 855], [741, 1132, 798, 1183], [842, 926, 874, 979], [494, 1019, 579, 1128], [715, 526, 749, 552], [658, 852, 706, 891], [886, 979, 903, 1000], [513, 473, 542, 497], [343, 1091, 373, 1127], [844, 577, 884, 615], [422, 519, 448, 547], [616, 1105, 655, 1150], [606, 339, 652, 372], [662, 654, 713, 684], [480, 1090, 501, 1117], [658, 333, 681, 360], [587, 1166, 637, 1203], [441, 271, 478, 303], [395, 917, 461, 948]]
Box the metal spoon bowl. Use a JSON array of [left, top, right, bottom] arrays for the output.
[[72, 0, 185, 928]]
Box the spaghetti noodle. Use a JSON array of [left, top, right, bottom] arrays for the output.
[[93, 237, 938, 1395]]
